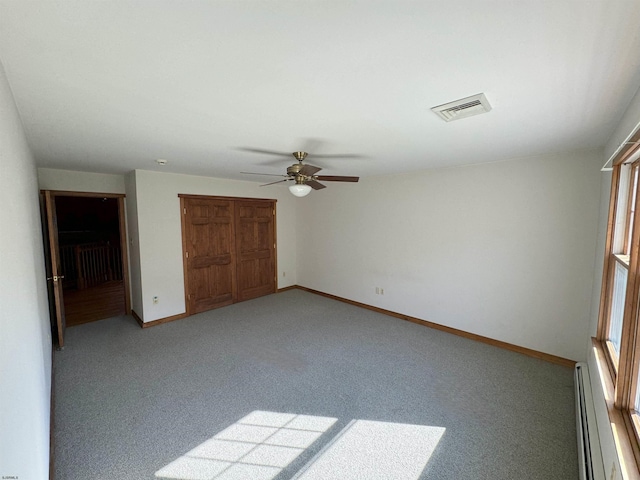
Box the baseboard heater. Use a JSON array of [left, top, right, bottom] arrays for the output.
[[575, 362, 606, 480]]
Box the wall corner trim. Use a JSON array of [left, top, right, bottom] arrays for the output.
[[131, 309, 188, 329], [131, 310, 144, 328]]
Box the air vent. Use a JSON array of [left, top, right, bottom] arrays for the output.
[[431, 93, 492, 122]]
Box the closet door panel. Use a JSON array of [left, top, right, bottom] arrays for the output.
[[236, 201, 276, 302], [184, 198, 236, 313]]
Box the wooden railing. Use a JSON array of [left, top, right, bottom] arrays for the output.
[[60, 242, 122, 290]]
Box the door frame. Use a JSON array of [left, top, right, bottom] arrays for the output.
[[41, 190, 132, 332], [41, 190, 66, 348], [179, 194, 277, 317]]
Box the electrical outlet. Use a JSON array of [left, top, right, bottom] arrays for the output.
[[380, 288, 384, 295], [282, 271, 286, 277], [375, 287, 380, 294], [153, 296, 158, 304]]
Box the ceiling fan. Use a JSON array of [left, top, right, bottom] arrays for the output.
[[240, 149, 360, 197]]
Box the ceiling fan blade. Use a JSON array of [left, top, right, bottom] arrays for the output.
[[306, 180, 326, 190], [238, 147, 292, 157], [299, 164, 322, 176], [315, 175, 359, 182], [241, 172, 289, 177], [260, 178, 292, 187]]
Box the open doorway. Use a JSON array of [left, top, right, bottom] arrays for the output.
[[54, 195, 128, 326]]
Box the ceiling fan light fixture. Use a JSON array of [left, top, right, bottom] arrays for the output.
[[289, 184, 312, 197]]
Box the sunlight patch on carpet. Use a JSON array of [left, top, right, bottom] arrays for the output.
[[293, 419, 446, 480], [155, 411, 337, 480], [155, 411, 445, 480]]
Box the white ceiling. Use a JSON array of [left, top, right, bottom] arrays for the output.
[[1, 1, 640, 181]]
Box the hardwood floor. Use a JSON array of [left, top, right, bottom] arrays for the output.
[[64, 280, 125, 327]]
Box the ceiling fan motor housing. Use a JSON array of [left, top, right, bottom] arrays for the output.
[[287, 164, 303, 176]]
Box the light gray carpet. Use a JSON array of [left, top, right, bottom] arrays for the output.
[[53, 289, 578, 479]]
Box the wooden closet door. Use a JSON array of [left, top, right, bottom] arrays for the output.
[[184, 198, 237, 313], [236, 200, 276, 302]]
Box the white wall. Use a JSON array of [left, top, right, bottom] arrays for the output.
[[125, 171, 143, 317], [297, 149, 603, 361], [0, 61, 51, 479], [133, 170, 297, 322], [37, 167, 125, 194]]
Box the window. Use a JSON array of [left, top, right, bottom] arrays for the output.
[[602, 162, 636, 368], [597, 133, 640, 470]]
